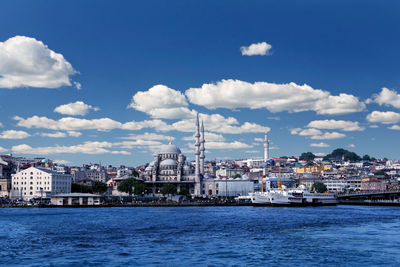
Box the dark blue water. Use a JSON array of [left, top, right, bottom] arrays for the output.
[[1, 206, 400, 266]]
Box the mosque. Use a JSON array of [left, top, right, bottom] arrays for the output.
[[142, 114, 205, 196]]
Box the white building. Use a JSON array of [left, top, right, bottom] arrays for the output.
[[11, 167, 72, 200]]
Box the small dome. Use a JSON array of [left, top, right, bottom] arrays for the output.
[[160, 159, 177, 166], [149, 161, 155, 166], [183, 165, 191, 170], [145, 166, 153, 171], [159, 142, 181, 154]]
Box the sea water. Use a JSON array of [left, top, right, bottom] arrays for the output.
[[1, 206, 400, 266]]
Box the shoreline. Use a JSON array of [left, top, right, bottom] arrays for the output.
[[2, 202, 400, 208]]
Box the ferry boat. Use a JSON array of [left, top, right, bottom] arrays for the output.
[[251, 169, 337, 206]]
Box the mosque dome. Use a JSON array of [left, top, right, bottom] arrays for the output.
[[159, 142, 181, 154], [160, 159, 177, 166], [145, 166, 153, 171]]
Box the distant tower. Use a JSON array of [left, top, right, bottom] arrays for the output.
[[194, 113, 201, 196], [200, 120, 205, 175], [264, 132, 269, 162]]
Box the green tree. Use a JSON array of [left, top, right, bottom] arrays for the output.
[[362, 154, 371, 161], [312, 181, 327, 193], [92, 181, 107, 194], [71, 183, 93, 193], [233, 173, 242, 178], [117, 178, 135, 195], [161, 183, 177, 196], [299, 152, 315, 161], [323, 148, 361, 162], [179, 188, 191, 198], [133, 180, 146, 195]]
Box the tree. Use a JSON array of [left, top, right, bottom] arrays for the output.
[[92, 181, 107, 194], [71, 183, 92, 193], [161, 183, 177, 196], [133, 180, 146, 195], [362, 154, 371, 161], [117, 178, 135, 195], [312, 181, 327, 193], [323, 148, 361, 162], [233, 173, 242, 178], [179, 188, 191, 198], [300, 152, 315, 161]]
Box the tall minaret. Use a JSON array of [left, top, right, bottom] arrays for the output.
[[264, 132, 269, 162], [194, 113, 201, 195], [200, 120, 205, 175]]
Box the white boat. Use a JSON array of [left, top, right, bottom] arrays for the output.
[[251, 192, 271, 205]]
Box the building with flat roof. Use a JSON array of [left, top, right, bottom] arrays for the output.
[[11, 167, 72, 200]]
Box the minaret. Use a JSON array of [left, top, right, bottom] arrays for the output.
[[194, 113, 201, 196], [264, 132, 269, 162], [200, 120, 205, 175]]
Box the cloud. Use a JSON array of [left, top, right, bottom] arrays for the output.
[[314, 152, 326, 157], [40, 131, 80, 138], [0, 36, 76, 89], [40, 132, 67, 138], [310, 132, 346, 140], [240, 42, 272, 56], [0, 146, 7, 153], [182, 132, 225, 142], [297, 128, 323, 136], [14, 113, 268, 135], [369, 87, 400, 109], [200, 141, 252, 150], [388, 125, 400, 130], [0, 130, 30, 139], [369, 125, 379, 128], [73, 82, 82, 90], [54, 101, 99, 116], [67, 131, 82, 137], [14, 116, 124, 131], [254, 137, 264, 142], [12, 141, 130, 155], [348, 144, 355, 148], [306, 120, 364, 131], [121, 132, 175, 141], [128, 84, 192, 119], [245, 150, 260, 153], [53, 159, 71, 165], [185, 79, 365, 115], [310, 142, 330, 147], [366, 111, 400, 124], [0, 122, 3, 127]]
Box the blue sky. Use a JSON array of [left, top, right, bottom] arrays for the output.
[[0, 0, 400, 166]]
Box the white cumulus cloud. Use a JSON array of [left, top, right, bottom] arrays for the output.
[[200, 141, 252, 150], [185, 79, 365, 115], [128, 84, 193, 119], [54, 101, 99, 116], [0, 146, 7, 153], [240, 42, 272, 56], [12, 141, 130, 155], [0, 130, 31, 139], [310, 132, 346, 140], [388, 125, 400, 130], [366, 111, 400, 124], [40, 132, 67, 138], [0, 36, 77, 89], [306, 120, 364, 131], [310, 142, 330, 147], [369, 87, 400, 109]]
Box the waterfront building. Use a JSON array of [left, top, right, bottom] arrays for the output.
[[51, 193, 100, 206], [215, 168, 244, 178], [0, 178, 11, 198], [361, 177, 387, 191], [11, 167, 72, 200], [203, 177, 254, 197], [142, 113, 204, 196]]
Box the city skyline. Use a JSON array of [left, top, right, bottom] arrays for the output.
[[1, 1, 400, 166]]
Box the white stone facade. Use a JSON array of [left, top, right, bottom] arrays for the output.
[[11, 167, 72, 200]]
